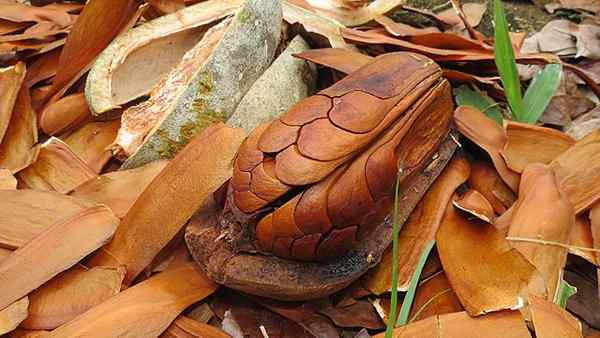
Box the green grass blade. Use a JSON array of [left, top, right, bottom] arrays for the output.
[[384, 174, 403, 338], [453, 85, 504, 125], [555, 279, 577, 309], [521, 63, 562, 124], [493, 0, 523, 120], [396, 239, 436, 326]]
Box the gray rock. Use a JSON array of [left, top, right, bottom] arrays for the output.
[[121, 0, 282, 169], [227, 35, 317, 133]]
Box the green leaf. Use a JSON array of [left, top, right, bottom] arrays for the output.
[[384, 174, 403, 338], [521, 63, 562, 124], [493, 0, 524, 120], [396, 240, 436, 327], [555, 279, 577, 309], [454, 85, 504, 125]]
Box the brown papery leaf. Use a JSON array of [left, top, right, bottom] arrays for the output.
[[569, 216, 596, 265], [374, 15, 440, 37], [46, 0, 140, 102], [0, 19, 30, 36], [0, 85, 38, 173], [62, 120, 120, 173], [21, 266, 125, 330], [46, 263, 217, 338], [6, 328, 49, 338], [590, 203, 600, 272], [0, 189, 97, 249], [551, 130, 600, 214], [17, 137, 97, 193], [507, 163, 574, 301], [374, 310, 531, 338], [408, 271, 463, 322], [88, 123, 245, 285], [468, 160, 516, 214], [501, 121, 575, 173], [453, 189, 495, 223], [24, 48, 60, 88], [437, 195, 546, 316], [147, 0, 185, 15], [0, 248, 12, 263], [0, 62, 25, 143], [294, 48, 372, 74], [0, 3, 72, 26], [363, 156, 470, 294], [161, 316, 230, 338], [0, 206, 118, 310], [0, 169, 17, 189], [0, 297, 28, 335], [437, 3, 487, 28], [71, 159, 168, 218], [39, 93, 90, 136], [454, 106, 519, 191], [319, 300, 383, 330], [288, 0, 406, 27], [529, 295, 582, 338]]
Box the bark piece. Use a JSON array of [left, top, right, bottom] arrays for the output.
[[0, 206, 119, 310], [529, 295, 582, 338], [70, 159, 168, 218], [39, 93, 90, 136], [118, 0, 282, 169], [0, 297, 28, 335], [362, 156, 470, 294], [0, 62, 25, 144], [86, 0, 242, 116], [21, 266, 125, 330], [46, 264, 217, 338], [17, 137, 97, 193], [62, 120, 120, 173], [0, 189, 97, 249], [88, 124, 245, 285], [227, 35, 317, 133]]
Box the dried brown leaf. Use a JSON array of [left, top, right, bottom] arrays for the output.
[[0, 85, 38, 173], [529, 295, 582, 338], [0, 206, 118, 310], [88, 123, 245, 285], [283, 1, 352, 49], [147, 0, 185, 15], [0, 189, 97, 249], [408, 271, 463, 322], [454, 106, 520, 191], [374, 15, 440, 37], [62, 120, 120, 173], [0, 3, 71, 26], [17, 137, 97, 193], [569, 216, 596, 265], [0, 62, 25, 143], [0, 297, 28, 335], [0, 169, 17, 189], [319, 300, 383, 330], [502, 121, 575, 173], [591, 203, 600, 273], [453, 189, 495, 223], [21, 266, 125, 330], [39, 93, 90, 136], [437, 195, 546, 316], [6, 328, 49, 338], [468, 160, 517, 215], [161, 316, 230, 338], [24, 48, 60, 88], [363, 156, 470, 294], [287, 0, 406, 27], [46, 263, 217, 338], [70, 159, 168, 218], [294, 47, 372, 74], [551, 130, 600, 213]]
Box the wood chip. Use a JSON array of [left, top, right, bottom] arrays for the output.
[[0, 206, 119, 310]]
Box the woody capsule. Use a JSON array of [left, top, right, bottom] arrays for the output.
[[186, 52, 458, 300]]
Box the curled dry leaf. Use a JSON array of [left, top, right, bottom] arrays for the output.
[[289, 0, 406, 27], [282, 1, 351, 49], [568, 216, 596, 265], [454, 106, 520, 191], [551, 130, 600, 214], [0, 248, 11, 263], [0, 62, 25, 143], [62, 120, 120, 173], [17, 137, 97, 193], [0, 297, 28, 335], [363, 156, 470, 294], [507, 163, 574, 301], [39, 93, 90, 136], [408, 271, 463, 322], [20, 266, 125, 330], [437, 195, 546, 316], [374, 15, 440, 37], [0, 169, 17, 189], [468, 160, 516, 215], [293, 47, 372, 74], [161, 316, 230, 338], [0, 189, 97, 249], [0, 205, 118, 310], [0, 3, 72, 26], [86, 0, 242, 116], [88, 123, 245, 285], [46, 0, 140, 103], [501, 121, 575, 173], [118, 0, 281, 169], [374, 310, 531, 338], [24, 48, 61, 88], [591, 203, 600, 267], [319, 300, 384, 330], [227, 35, 317, 133], [529, 295, 582, 338], [453, 189, 495, 223], [437, 3, 487, 28], [6, 328, 49, 338], [147, 0, 185, 15], [70, 159, 168, 218], [0, 85, 38, 173], [46, 264, 217, 338]]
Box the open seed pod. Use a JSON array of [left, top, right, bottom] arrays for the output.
[[110, 0, 281, 169], [85, 0, 243, 117], [186, 52, 457, 300]]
